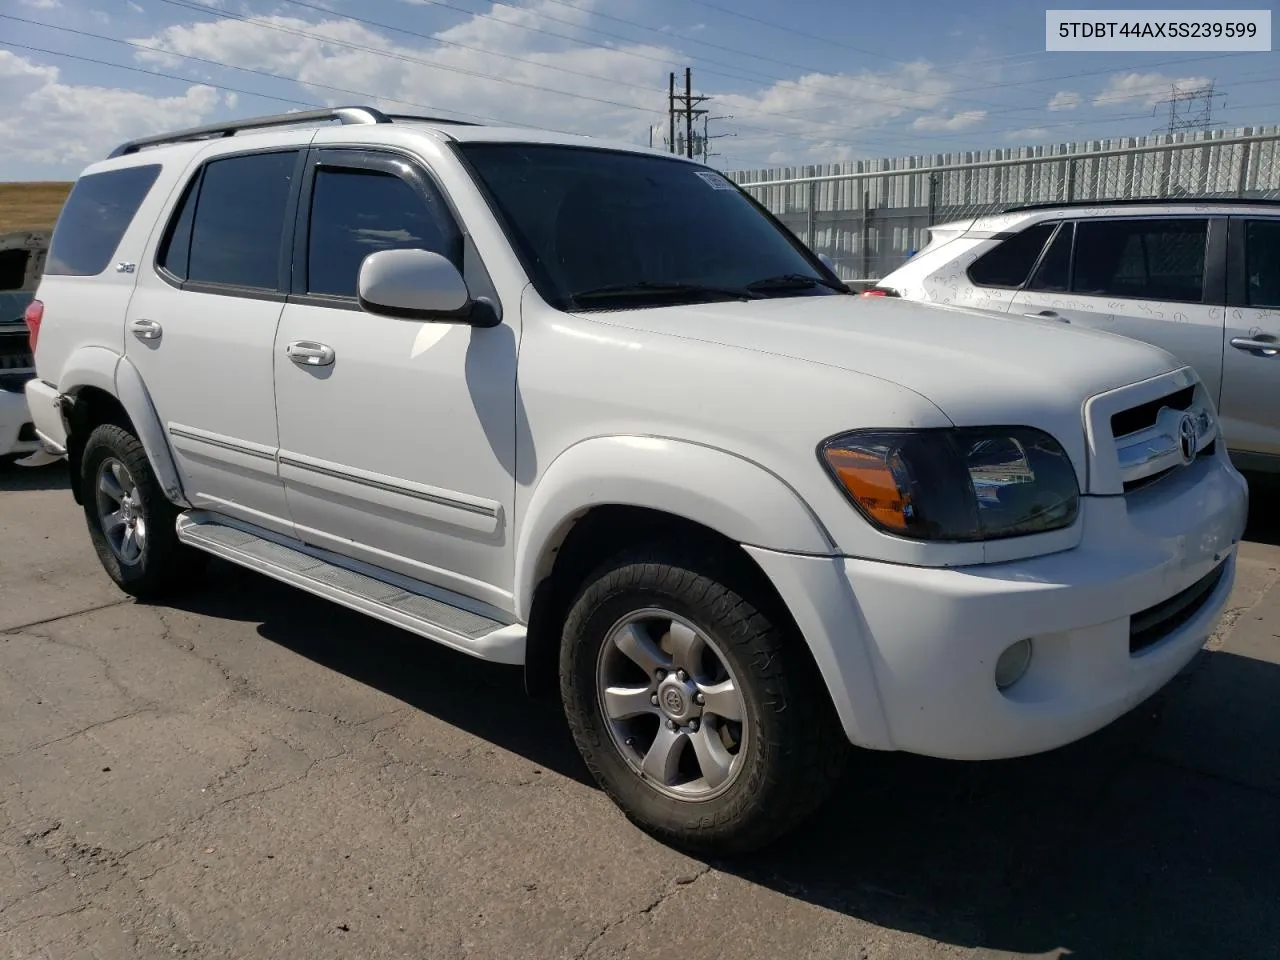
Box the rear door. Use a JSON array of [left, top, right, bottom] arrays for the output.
[[1221, 216, 1280, 465], [125, 145, 305, 537], [1009, 216, 1228, 403]]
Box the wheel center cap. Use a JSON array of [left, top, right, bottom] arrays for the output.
[[657, 678, 696, 723]]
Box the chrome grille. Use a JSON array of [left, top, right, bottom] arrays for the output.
[[1112, 387, 1217, 492]]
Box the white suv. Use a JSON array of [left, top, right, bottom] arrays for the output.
[[23, 108, 1248, 853], [874, 201, 1280, 473]]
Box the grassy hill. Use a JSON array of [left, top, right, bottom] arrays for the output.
[[0, 182, 72, 233]]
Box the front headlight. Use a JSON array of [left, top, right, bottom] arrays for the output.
[[818, 427, 1080, 542]]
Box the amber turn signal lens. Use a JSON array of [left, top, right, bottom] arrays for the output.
[[821, 446, 912, 533]]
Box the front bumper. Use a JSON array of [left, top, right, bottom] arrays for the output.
[[747, 448, 1249, 760], [0, 387, 38, 458]]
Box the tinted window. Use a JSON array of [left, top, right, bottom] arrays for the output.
[[1026, 222, 1073, 293], [306, 167, 453, 298], [0, 249, 28, 290], [967, 222, 1055, 288], [1073, 219, 1207, 303], [459, 144, 838, 311], [45, 164, 161, 276], [1244, 219, 1280, 307], [188, 151, 297, 290], [157, 174, 198, 281]]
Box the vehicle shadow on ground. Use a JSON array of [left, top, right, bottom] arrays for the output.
[[1242, 470, 1280, 546], [0, 460, 67, 492], [166, 557, 1280, 959]]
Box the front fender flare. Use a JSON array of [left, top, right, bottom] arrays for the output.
[[513, 435, 835, 620]]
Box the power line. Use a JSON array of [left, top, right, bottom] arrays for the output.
[[152, 0, 660, 116]]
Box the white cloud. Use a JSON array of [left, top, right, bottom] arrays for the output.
[[0, 51, 222, 167], [1006, 126, 1048, 141], [1092, 73, 1212, 108], [912, 109, 987, 132], [1047, 90, 1079, 111], [19, 0, 61, 8]]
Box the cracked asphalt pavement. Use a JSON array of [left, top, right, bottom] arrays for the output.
[[3, 462, 1280, 960]]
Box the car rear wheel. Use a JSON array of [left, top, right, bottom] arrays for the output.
[[560, 543, 849, 854], [80, 423, 204, 599]]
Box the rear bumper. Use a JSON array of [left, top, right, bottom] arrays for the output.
[[0, 387, 37, 457], [747, 447, 1249, 759], [22, 378, 67, 456]]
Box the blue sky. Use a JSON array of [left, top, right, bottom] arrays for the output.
[[0, 0, 1276, 180]]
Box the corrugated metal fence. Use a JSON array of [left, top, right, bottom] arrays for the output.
[[727, 126, 1280, 283]]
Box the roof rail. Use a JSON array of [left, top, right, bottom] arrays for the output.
[[106, 106, 392, 159], [382, 113, 481, 126], [1002, 196, 1280, 213]]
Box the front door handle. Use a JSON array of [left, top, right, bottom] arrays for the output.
[[130, 318, 162, 341], [1024, 309, 1068, 323], [286, 340, 335, 367], [1230, 336, 1279, 357]]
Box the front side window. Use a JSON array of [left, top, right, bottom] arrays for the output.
[[1244, 219, 1280, 308], [1072, 218, 1207, 303], [45, 164, 161, 277], [185, 151, 298, 290], [967, 221, 1056, 289], [305, 166, 454, 299], [458, 144, 843, 310]]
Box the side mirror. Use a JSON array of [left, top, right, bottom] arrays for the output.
[[357, 248, 497, 325]]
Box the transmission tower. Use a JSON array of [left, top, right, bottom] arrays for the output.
[[1153, 81, 1225, 135]]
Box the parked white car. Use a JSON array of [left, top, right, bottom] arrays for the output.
[[24, 109, 1248, 852], [874, 201, 1280, 473], [0, 230, 49, 461]]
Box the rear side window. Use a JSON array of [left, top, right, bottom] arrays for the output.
[[1026, 222, 1073, 293], [170, 150, 298, 291], [967, 222, 1055, 288], [1244, 219, 1280, 307], [305, 166, 455, 299], [1073, 219, 1207, 303], [45, 164, 161, 277]]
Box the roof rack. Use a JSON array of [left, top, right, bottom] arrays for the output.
[[1002, 196, 1280, 213], [382, 113, 481, 126], [107, 106, 394, 159]]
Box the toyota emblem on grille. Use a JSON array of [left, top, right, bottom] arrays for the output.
[[1178, 414, 1199, 465]]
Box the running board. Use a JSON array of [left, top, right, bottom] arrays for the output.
[[175, 514, 525, 664]]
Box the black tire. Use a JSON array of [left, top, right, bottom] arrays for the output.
[[560, 543, 849, 855], [80, 423, 204, 599]]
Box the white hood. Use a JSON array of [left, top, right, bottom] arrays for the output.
[[580, 294, 1184, 474]]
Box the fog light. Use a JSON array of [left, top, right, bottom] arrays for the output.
[[994, 638, 1033, 691]]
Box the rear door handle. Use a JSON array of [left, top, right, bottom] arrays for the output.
[[1230, 336, 1279, 357], [286, 340, 335, 366], [130, 318, 162, 341], [1024, 310, 1068, 323]]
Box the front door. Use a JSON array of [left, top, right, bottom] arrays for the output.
[[272, 148, 519, 611], [1221, 217, 1280, 464], [1008, 216, 1227, 404], [126, 146, 304, 537]]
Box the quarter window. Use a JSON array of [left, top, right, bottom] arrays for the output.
[[45, 164, 161, 277], [1072, 219, 1207, 303], [1026, 222, 1073, 293], [1243, 219, 1280, 308], [183, 150, 298, 290], [305, 166, 455, 299], [967, 222, 1056, 289]]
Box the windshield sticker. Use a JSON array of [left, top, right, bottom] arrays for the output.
[[695, 171, 735, 191]]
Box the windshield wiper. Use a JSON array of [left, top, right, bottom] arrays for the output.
[[568, 280, 757, 307], [745, 273, 850, 294]]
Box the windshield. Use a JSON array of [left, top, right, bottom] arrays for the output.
[[458, 143, 846, 311]]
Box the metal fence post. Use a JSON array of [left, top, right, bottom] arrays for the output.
[[859, 187, 871, 281], [927, 172, 938, 226], [805, 166, 816, 248], [1237, 137, 1252, 197], [1065, 157, 1076, 202]]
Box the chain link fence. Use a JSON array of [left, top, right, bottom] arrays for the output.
[[728, 126, 1280, 284]]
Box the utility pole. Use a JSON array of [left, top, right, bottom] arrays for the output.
[[665, 67, 711, 159], [668, 72, 676, 155]]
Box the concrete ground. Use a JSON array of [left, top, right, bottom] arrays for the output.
[[2, 462, 1279, 960]]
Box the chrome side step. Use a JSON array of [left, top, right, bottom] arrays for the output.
[[175, 513, 525, 664]]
